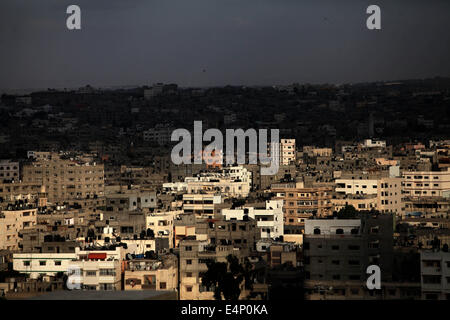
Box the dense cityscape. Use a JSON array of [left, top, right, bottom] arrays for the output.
[[1, 78, 449, 300]]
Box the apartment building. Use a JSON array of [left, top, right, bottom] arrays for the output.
[[303, 214, 394, 299], [179, 239, 236, 300], [20, 226, 80, 253], [332, 195, 378, 212], [179, 216, 261, 299], [124, 255, 178, 291], [13, 252, 77, 279], [146, 210, 181, 248], [70, 258, 121, 291], [96, 210, 148, 241], [221, 200, 284, 239], [272, 182, 333, 225], [0, 181, 42, 207], [403, 169, 450, 197], [174, 213, 197, 248], [162, 182, 188, 194], [420, 250, 450, 300], [404, 197, 450, 218], [0, 160, 19, 182], [179, 239, 253, 300], [186, 178, 250, 198], [105, 190, 157, 213], [22, 153, 105, 203], [377, 177, 403, 215], [143, 124, 174, 145], [280, 139, 296, 165], [335, 178, 379, 195], [335, 176, 403, 215], [183, 166, 252, 198], [303, 146, 333, 157], [0, 204, 37, 251], [182, 194, 222, 219]]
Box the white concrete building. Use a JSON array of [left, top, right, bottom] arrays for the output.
[[361, 139, 386, 148], [222, 200, 284, 239], [69, 259, 121, 291], [13, 252, 77, 279]]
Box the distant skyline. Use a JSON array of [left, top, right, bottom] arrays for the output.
[[1, 0, 450, 90]]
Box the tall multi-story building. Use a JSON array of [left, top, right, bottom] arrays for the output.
[[0, 204, 37, 251], [182, 194, 222, 219], [179, 217, 260, 299], [0, 160, 20, 182], [334, 176, 403, 215], [280, 139, 296, 165], [303, 214, 394, 299], [272, 182, 333, 225], [22, 153, 105, 203], [70, 258, 122, 291], [420, 250, 450, 300], [403, 169, 450, 197]]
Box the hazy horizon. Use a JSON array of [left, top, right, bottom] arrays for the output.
[[2, 0, 450, 90]]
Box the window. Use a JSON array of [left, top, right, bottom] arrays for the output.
[[86, 271, 97, 277], [423, 275, 441, 284], [160, 282, 167, 289], [100, 269, 116, 276], [186, 286, 192, 292], [331, 245, 339, 250], [185, 246, 192, 251], [332, 260, 340, 265], [313, 228, 321, 235], [54, 261, 62, 266], [23, 261, 31, 266], [39, 261, 46, 266], [186, 260, 192, 265], [336, 228, 344, 235]]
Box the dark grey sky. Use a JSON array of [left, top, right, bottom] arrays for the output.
[[1, 0, 450, 90]]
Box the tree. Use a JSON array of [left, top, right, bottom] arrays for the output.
[[201, 254, 248, 300], [146, 228, 155, 238], [337, 205, 359, 219]]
